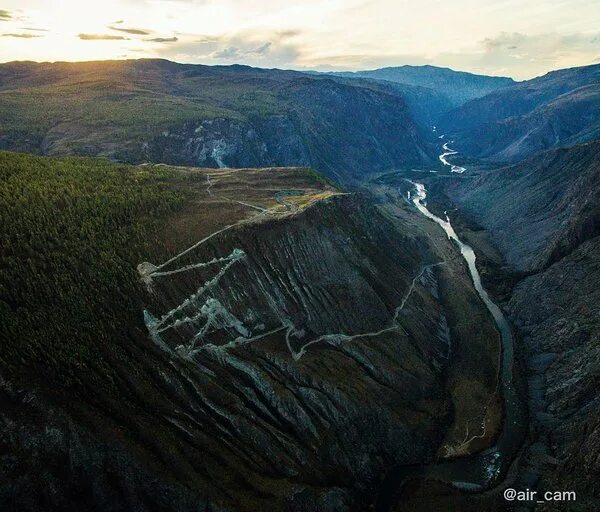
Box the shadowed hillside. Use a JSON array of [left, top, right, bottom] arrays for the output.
[[331, 65, 515, 108], [0, 151, 502, 511], [0, 59, 437, 185], [447, 140, 600, 272], [442, 141, 600, 509], [439, 63, 600, 162]]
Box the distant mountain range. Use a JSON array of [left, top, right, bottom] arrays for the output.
[[438, 63, 600, 162], [328, 63, 599, 163], [0, 59, 438, 184], [328, 64, 515, 108], [0, 59, 598, 183]]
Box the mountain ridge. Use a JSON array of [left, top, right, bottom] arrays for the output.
[[0, 58, 439, 185], [328, 64, 516, 109], [438, 63, 600, 162], [0, 150, 501, 511]]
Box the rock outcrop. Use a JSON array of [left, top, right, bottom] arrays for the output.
[[507, 236, 600, 510], [444, 141, 600, 508], [439, 63, 600, 162], [0, 59, 437, 185], [0, 160, 501, 511]]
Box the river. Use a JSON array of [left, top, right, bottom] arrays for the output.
[[375, 147, 527, 510], [439, 142, 467, 173]]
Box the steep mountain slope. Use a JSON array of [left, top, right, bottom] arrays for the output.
[[332, 65, 514, 108], [319, 73, 453, 128], [439, 63, 600, 161], [455, 85, 600, 161], [447, 140, 600, 272], [507, 236, 600, 510], [443, 141, 600, 507], [0, 59, 437, 184], [0, 152, 502, 511], [393, 83, 453, 128]]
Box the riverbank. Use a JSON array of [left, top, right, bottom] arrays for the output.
[[368, 136, 530, 510], [423, 141, 600, 509]]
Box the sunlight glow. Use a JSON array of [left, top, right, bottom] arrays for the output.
[[1, 0, 598, 78]]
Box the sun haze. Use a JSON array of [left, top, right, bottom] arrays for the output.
[[1, 0, 599, 79]]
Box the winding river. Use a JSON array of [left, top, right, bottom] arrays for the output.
[[439, 142, 467, 173], [375, 147, 526, 510]]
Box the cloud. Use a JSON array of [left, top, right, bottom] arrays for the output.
[[473, 32, 600, 78], [109, 26, 150, 35], [147, 36, 178, 43], [78, 33, 128, 41], [253, 42, 272, 55], [311, 32, 600, 79], [212, 42, 272, 59], [481, 31, 596, 57], [0, 10, 11, 21], [2, 33, 43, 38], [274, 30, 301, 40], [154, 31, 301, 68]]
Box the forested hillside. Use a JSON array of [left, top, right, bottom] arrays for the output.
[[0, 150, 504, 511], [0, 152, 187, 386], [0, 59, 437, 184]]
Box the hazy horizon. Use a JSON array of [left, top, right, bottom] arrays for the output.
[[2, 55, 599, 81], [1, 0, 599, 80]]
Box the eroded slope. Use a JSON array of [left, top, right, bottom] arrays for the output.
[[0, 59, 437, 184], [0, 153, 501, 511], [442, 141, 600, 507]]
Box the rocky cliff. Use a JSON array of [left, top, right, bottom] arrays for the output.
[[447, 141, 600, 272], [0, 154, 501, 511], [507, 236, 599, 510], [0, 59, 437, 185], [438, 63, 600, 162], [443, 141, 600, 508]]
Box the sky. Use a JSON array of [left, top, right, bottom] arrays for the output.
[[0, 0, 598, 79]]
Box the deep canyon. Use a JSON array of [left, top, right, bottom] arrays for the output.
[[0, 59, 598, 511]]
